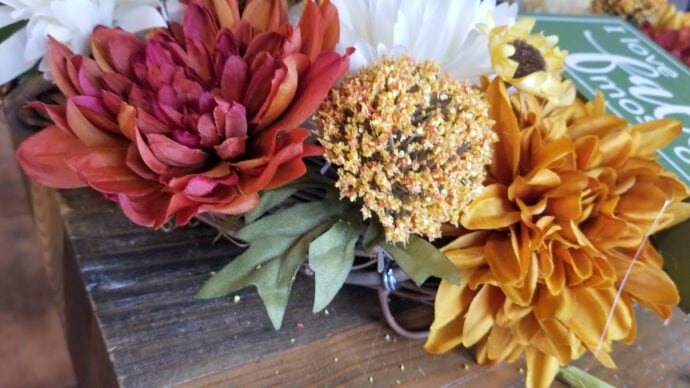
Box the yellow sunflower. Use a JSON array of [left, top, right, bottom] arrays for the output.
[[484, 17, 575, 107], [425, 77, 690, 388]]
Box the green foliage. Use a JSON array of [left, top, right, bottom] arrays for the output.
[[382, 235, 460, 286], [362, 218, 385, 252], [654, 217, 690, 313], [198, 173, 461, 329], [197, 197, 348, 328], [309, 220, 360, 313], [0, 20, 27, 43], [244, 186, 297, 223], [557, 366, 614, 388]]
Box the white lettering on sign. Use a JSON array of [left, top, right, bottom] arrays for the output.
[[566, 28, 690, 169]]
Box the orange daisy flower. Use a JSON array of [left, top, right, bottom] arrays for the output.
[[425, 77, 690, 387]]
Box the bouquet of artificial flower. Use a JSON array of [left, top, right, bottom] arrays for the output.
[[7, 1, 690, 387]]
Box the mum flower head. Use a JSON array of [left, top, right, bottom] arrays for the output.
[[0, 0, 182, 84], [483, 17, 576, 106], [425, 78, 690, 388], [16, 0, 350, 228], [316, 55, 495, 243], [331, 0, 518, 82]]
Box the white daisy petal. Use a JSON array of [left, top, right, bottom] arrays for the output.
[[0, 6, 21, 28], [332, 0, 518, 83], [0, 0, 171, 83], [115, 6, 167, 33], [0, 27, 37, 84]]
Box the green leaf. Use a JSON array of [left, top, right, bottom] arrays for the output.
[[197, 198, 347, 328], [243, 170, 339, 223], [557, 366, 614, 388], [383, 235, 460, 286], [211, 214, 242, 244], [244, 186, 298, 223], [309, 220, 360, 313], [654, 217, 690, 313], [362, 218, 385, 252], [0, 20, 27, 43]]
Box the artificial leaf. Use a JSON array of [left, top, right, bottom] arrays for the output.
[[362, 218, 385, 252], [197, 197, 347, 328], [557, 366, 614, 388], [654, 216, 690, 313], [0, 20, 27, 43], [244, 170, 339, 223], [309, 220, 360, 313], [211, 214, 242, 243], [244, 185, 297, 223], [383, 235, 460, 286], [264, 220, 333, 328]]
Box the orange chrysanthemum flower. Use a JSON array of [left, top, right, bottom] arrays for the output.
[[425, 78, 690, 387]]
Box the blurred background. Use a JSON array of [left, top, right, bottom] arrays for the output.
[[0, 114, 75, 387]]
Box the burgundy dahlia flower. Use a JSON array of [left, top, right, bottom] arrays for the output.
[[16, 0, 350, 227], [641, 22, 690, 67]]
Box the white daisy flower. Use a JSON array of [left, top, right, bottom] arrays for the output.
[[521, 0, 591, 15], [0, 0, 185, 84], [331, 0, 518, 82]]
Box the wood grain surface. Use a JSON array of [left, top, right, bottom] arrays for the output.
[[32, 187, 689, 387]]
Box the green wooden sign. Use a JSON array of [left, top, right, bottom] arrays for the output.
[[530, 14, 690, 186]]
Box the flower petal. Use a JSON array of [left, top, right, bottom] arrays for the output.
[[241, 0, 287, 32], [91, 26, 145, 78], [237, 126, 311, 193], [255, 54, 299, 130], [425, 281, 470, 354], [0, 27, 37, 85], [15, 125, 85, 188], [525, 348, 560, 388], [271, 50, 351, 131], [462, 285, 502, 347], [462, 184, 521, 229], [65, 147, 159, 197], [65, 98, 124, 147], [486, 78, 520, 183], [146, 133, 209, 169]]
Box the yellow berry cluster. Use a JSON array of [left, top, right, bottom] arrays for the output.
[[652, 2, 690, 30], [592, 0, 666, 25], [316, 55, 495, 243]]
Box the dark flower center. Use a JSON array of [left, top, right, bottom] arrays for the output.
[[509, 39, 546, 79]]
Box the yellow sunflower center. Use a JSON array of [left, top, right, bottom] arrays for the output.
[[509, 39, 546, 79], [316, 55, 495, 243]]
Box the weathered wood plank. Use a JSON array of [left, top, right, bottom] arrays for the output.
[[48, 188, 690, 387]]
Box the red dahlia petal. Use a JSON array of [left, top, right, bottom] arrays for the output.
[[91, 26, 145, 79], [15, 125, 85, 188], [183, 3, 219, 53], [221, 55, 249, 103], [238, 126, 311, 193], [65, 146, 160, 197], [47, 37, 80, 97], [270, 50, 351, 132], [215, 136, 248, 160], [147, 133, 209, 168]]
